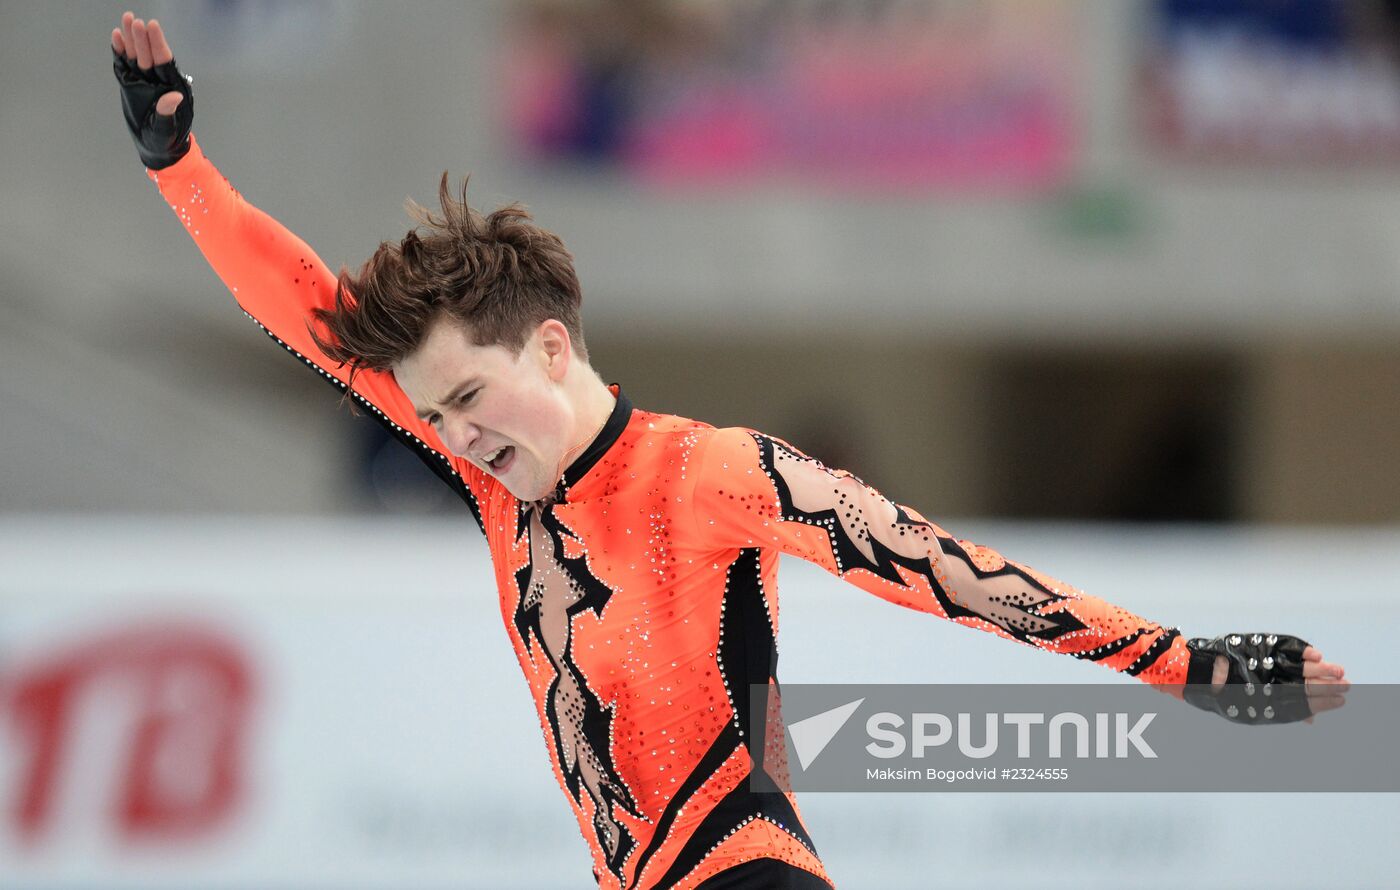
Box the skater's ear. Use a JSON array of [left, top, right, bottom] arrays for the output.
[[535, 319, 573, 382]]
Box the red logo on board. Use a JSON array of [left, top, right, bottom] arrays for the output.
[[3, 623, 255, 844]]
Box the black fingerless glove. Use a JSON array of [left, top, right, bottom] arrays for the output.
[[1183, 633, 1312, 724], [112, 47, 193, 170]]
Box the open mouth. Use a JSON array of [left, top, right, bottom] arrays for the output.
[[483, 445, 515, 473]]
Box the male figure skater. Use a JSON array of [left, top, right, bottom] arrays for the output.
[[112, 13, 1347, 889]]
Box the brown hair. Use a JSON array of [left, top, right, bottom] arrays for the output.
[[311, 173, 586, 380]]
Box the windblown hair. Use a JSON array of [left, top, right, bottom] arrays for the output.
[[312, 174, 586, 380]]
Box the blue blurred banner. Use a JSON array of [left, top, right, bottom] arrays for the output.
[[1144, 0, 1400, 161]]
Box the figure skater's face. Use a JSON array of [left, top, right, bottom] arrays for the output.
[[394, 317, 577, 502]]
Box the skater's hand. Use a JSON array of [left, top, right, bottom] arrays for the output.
[[111, 11, 193, 169], [1212, 645, 1348, 723], [112, 13, 181, 113], [1184, 634, 1347, 725]]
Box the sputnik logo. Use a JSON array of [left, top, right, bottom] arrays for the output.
[[786, 698, 864, 770]]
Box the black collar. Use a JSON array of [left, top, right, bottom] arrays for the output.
[[557, 385, 633, 497]]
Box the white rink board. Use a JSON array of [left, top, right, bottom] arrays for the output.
[[0, 517, 1396, 890]]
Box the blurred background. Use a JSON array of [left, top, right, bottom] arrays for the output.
[[1, 1, 1397, 887]]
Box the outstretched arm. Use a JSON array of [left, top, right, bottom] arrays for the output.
[[111, 13, 492, 521], [688, 427, 1346, 719]]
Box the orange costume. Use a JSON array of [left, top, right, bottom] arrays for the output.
[[150, 137, 1194, 889]]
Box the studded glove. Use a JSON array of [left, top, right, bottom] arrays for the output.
[[112, 47, 193, 170], [1183, 633, 1312, 724]]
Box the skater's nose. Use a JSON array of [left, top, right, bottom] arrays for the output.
[[440, 416, 480, 458]]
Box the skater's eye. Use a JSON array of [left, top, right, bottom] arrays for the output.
[[458, 388, 480, 406]]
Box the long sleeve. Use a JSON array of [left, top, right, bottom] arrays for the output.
[[686, 426, 1193, 684], [146, 135, 493, 524]]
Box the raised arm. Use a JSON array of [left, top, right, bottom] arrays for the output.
[[111, 13, 491, 522], [688, 427, 1346, 721]]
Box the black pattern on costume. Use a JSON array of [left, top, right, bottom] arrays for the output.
[[513, 503, 642, 879], [751, 433, 1090, 644]]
